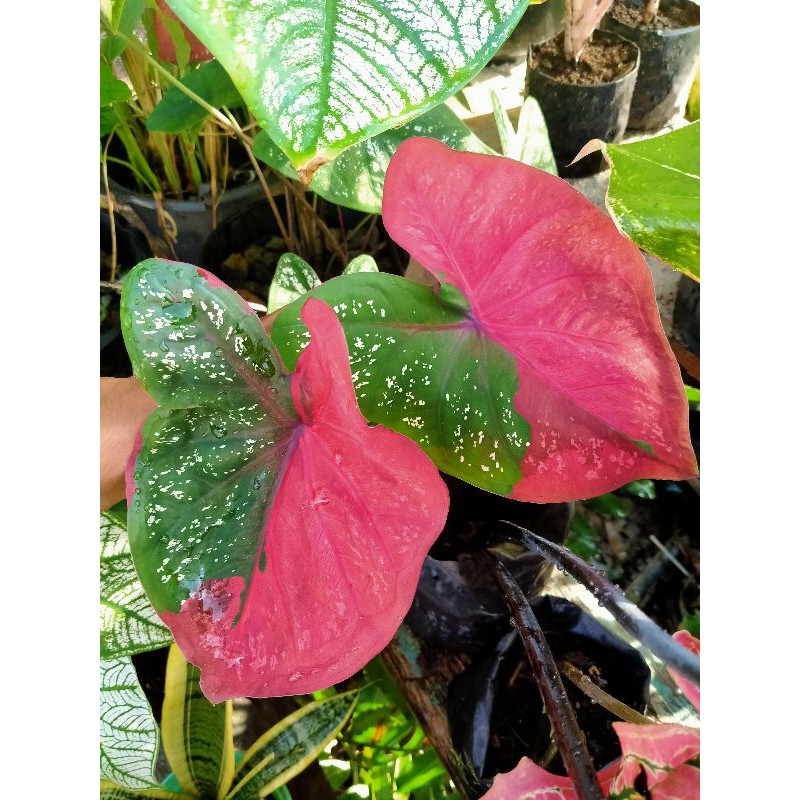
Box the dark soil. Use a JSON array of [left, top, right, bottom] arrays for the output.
[[531, 31, 638, 85], [611, 1, 700, 31]]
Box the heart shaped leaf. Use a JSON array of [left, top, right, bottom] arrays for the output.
[[252, 103, 493, 212], [165, 0, 527, 173], [101, 505, 173, 659], [100, 656, 160, 790], [272, 140, 697, 501], [121, 259, 448, 701]]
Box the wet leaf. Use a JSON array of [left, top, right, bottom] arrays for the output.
[[121, 260, 448, 701], [273, 140, 697, 501], [165, 0, 527, 172]]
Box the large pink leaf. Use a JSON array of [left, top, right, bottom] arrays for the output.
[[123, 260, 449, 702], [382, 138, 697, 501], [649, 763, 701, 800], [668, 631, 700, 710]]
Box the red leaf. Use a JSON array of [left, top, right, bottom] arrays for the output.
[[383, 139, 697, 502], [668, 631, 700, 710], [480, 756, 618, 800], [157, 298, 448, 701], [650, 763, 700, 800], [610, 723, 700, 795], [153, 0, 211, 63]]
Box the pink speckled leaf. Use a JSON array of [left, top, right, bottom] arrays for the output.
[[649, 763, 700, 800], [668, 631, 700, 710], [122, 260, 448, 701], [610, 723, 700, 798], [480, 756, 618, 800], [382, 138, 697, 502]]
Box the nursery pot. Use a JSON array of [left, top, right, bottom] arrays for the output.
[[406, 474, 572, 653], [447, 597, 651, 797], [526, 30, 640, 178], [602, 0, 700, 131], [106, 175, 269, 265]]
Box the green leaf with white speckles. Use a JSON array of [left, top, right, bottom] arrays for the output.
[[252, 103, 494, 212], [100, 656, 160, 790], [164, 0, 528, 173], [101, 505, 173, 659], [271, 272, 530, 496], [604, 122, 700, 281], [343, 254, 379, 275], [267, 253, 321, 314]]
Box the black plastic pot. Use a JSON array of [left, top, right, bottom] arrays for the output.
[[526, 30, 640, 178], [406, 475, 572, 653], [447, 596, 651, 797], [107, 175, 269, 265], [602, 0, 700, 131]]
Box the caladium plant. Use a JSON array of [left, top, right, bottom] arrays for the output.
[[272, 138, 698, 502], [121, 260, 448, 702]]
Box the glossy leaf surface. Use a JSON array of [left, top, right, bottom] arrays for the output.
[[481, 757, 617, 799], [162, 644, 235, 797], [122, 260, 448, 701], [226, 692, 356, 800], [604, 123, 700, 281], [148, 59, 242, 133], [100, 657, 160, 790], [252, 103, 493, 213], [165, 0, 525, 172], [267, 253, 321, 314], [273, 140, 697, 501], [101, 507, 173, 659], [667, 631, 700, 711]]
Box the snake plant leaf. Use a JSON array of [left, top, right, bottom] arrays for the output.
[[148, 59, 243, 134], [101, 506, 173, 659], [165, 0, 526, 175], [267, 254, 321, 314], [272, 140, 697, 501], [162, 644, 235, 798], [226, 692, 357, 800], [603, 122, 700, 281], [252, 103, 494, 213], [343, 254, 379, 275], [122, 260, 448, 701], [100, 657, 160, 790], [100, 782, 180, 799]]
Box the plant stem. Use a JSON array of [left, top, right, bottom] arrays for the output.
[[102, 134, 119, 284], [644, 0, 660, 25], [559, 662, 652, 725], [479, 550, 605, 800], [500, 522, 701, 686]]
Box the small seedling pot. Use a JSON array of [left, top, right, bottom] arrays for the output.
[[602, 0, 700, 130], [526, 30, 640, 178]]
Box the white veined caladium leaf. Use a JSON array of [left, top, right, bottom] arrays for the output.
[[101, 506, 173, 659], [100, 656, 160, 790], [164, 0, 530, 176]]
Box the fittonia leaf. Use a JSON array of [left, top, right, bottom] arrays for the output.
[[121, 260, 448, 701], [272, 139, 697, 501], [164, 0, 528, 175]]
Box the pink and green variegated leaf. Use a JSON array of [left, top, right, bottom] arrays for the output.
[[668, 631, 700, 710], [272, 139, 697, 502], [121, 260, 448, 702], [649, 763, 700, 800], [479, 756, 618, 799], [609, 723, 700, 799]]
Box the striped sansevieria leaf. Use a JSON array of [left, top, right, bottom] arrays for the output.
[[162, 644, 236, 799], [100, 781, 180, 799], [225, 692, 357, 800], [100, 656, 161, 790], [164, 0, 529, 176], [101, 504, 173, 659]]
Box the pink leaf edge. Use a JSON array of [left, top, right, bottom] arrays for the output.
[[143, 296, 449, 701], [383, 138, 698, 502], [668, 630, 700, 710]]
